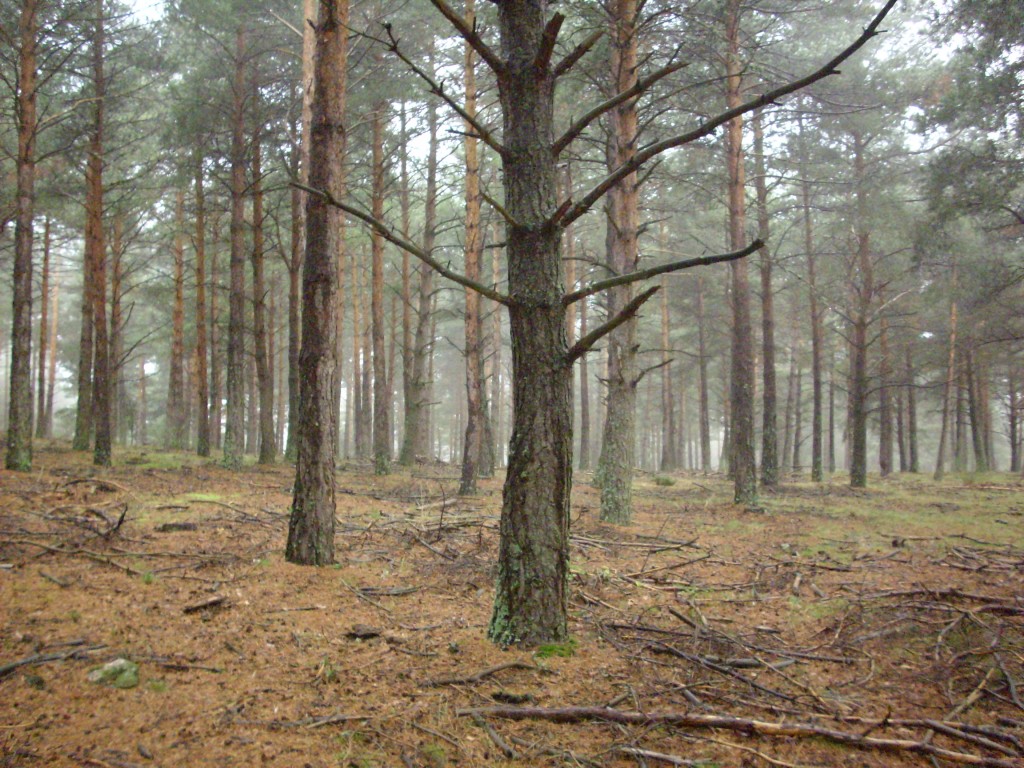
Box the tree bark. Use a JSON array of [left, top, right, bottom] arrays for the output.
[[223, 24, 248, 469], [596, 0, 640, 524], [753, 111, 777, 487], [370, 101, 391, 475], [725, 0, 756, 504], [934, 258, 958, 480], [88, 0, 111, 468], [35, 217, 50, 439], [166, 189, 187, 451], [696, 275, 711, 473], [460, 2, 485, 494], [287, 0, 348, 565], [878, 315, 893, 476], [399, 99, 438, 464], [195, 152, 210, 457], [849, 132, 873, 489], [209, 219, 222, 449], [7, 0, 37, 471], [799, 115, 824, 482], [251, 121, 276, 464], [111, 214, 126, 445]]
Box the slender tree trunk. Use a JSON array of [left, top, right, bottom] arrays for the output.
[[195, 151, 211, 457], [35, 217, 50, 439], [111, 215, 126, 444], [1009, 366, 1020, 474], [792, 366, 803, 472], [351, 248, 364, 456], [287, 0, 348, 565], [44, 267, 58, 438], [954, 363, 968, 471], [287, 0, 316, 462], [251, 123, 276, 464], [725, 0, 756, 504], [799, 130, 824, 482], [878, 315, 893, 476], [934, 258, 958, 480], [398, 102, 413, 463], [849, 132, 873, 489], [370, 101, 390, 475], [753, 111, 777, 487], [697, 275, 711, 473], [400, 99, 438, 464], [782, 336, 797, 471], [460, 3, 485, 493], [828, 344, 837, 473], [906, 343, 919, 473], [166, 189, 187, 450], [660, 273, 676, 471], [966, 350, 989, 472], [209, 222, 222, 449], [88, 0, 111, 467], [137, 357, 147, 445], [597, 0, 640, 524], [7, 0, 37, 470], [224, 25, 248, 469], [578, 291, 591, 471]]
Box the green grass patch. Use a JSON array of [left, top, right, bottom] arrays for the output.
[[534, 639, 577, 659]]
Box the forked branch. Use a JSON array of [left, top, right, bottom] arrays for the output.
[[563, 240, 762, 306], [552, 29, 603, 79], [295, 181, 511, 306], [566, 285, 659, 364], [428, 0, 505, 76], [557, 0, 900, 228]]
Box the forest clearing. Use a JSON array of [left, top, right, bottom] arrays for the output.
[[1, 446, 1022, 768]]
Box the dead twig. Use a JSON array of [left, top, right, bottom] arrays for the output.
[[425, 660, 541, 687], [0, 644, 106, 680], [460, 706, 1020, 767]]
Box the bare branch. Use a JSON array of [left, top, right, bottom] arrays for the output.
[[553, 60, 689, 156], [552, 29, 603, 79], [481, 191, 519, 228], [559, 0, 900, 228], [564, 240, 761, 306], [294, 181, 511, 306], [428, 0, 505, 76], [566, 286, 659, 364], [380, 24, 506, 157], [534, 13, 565, 74]]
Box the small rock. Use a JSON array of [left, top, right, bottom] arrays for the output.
[[87, 658, 139, 689]]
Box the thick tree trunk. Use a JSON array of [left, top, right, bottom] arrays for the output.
[[287, 0, 348, 565], [195, 152, 210, 457], [753, 111, 777, 487], [597, 0, 640, 524], [166, 189, 187, 451], [251, 125, 276, 464], [35, 217, 50, 439], [725, 0, 756, 504], [224, 25, 248, 469], [370, 101, 390, 475], [7, 0, 37, 470], [488, 0, 572, 645]]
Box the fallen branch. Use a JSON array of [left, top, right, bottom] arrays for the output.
[[0, 644, 106, 680], [458, 706, 1020, 767], [426, 661, 541, 687]]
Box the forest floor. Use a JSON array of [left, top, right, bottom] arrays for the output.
[[1, 444, 1023, 768]]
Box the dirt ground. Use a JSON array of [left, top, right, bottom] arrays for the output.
[[1, 444, 1022, 768]]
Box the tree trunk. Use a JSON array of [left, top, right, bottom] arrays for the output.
[[209, 221, 222, 449], [111, 214, 126, 445], [287, 0, 348, 565], [7, 0, 37, 471], [487, 1, 573, 645], [44, 262, 58, 439], [934, 258, 957, 480], [88, 0, 111, 467], [782, 335, 797, 472], [578, 291, 591, 471], [460, 3, 485, 494], [597, 0, 640, 524], [849, 132, 873, 489], [878, 315, 893, 476], [753, 111, 777, 487], [400, 99, 438, 464], [660, 273, 676, 471], [370, 101, 390, 475], [195, 152, 211, 457], [725, 0, 756, 504], [35, 217, 50, 439], [137, 357, 147, 445], [906, 343, 918, 473], [696, 275, 711, 473], [286, 0, 316, 462], [223, 25, 248, 469], [251, 122, 276, 464], [799, 120, 824, 482], [166, 189, 187, 451]]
